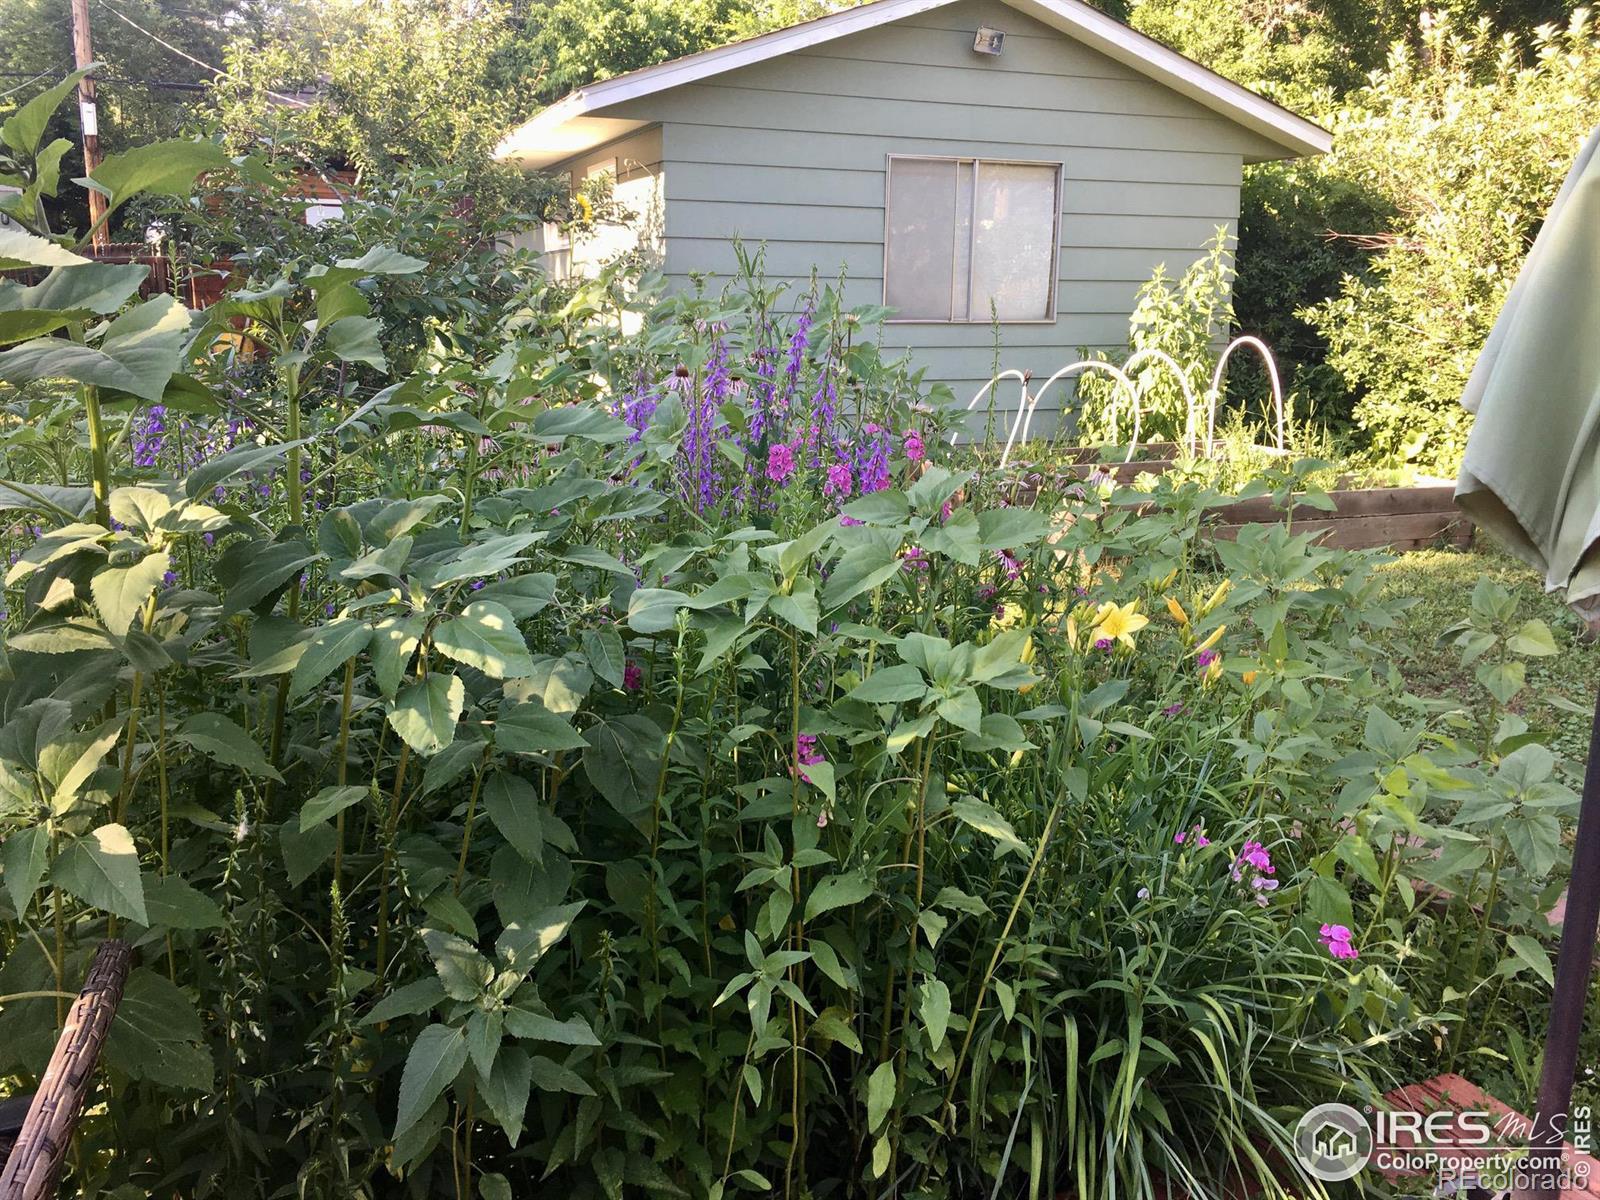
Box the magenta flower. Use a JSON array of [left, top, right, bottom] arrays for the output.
[[901, 546, 930, 572], [1231, 839, 1279, 905], [903, 430, 925, 463], [823, 463, 853, 498], [766, 442, 797, 483], [1162, 702, 1186, 717], [1319, 924, 1360, 960], [1196, 648, 1219, 669], [794, 733, 825, 784], [623, 661, 644, 691], [839, 514, 863, 527], [998, 550, 1022, 580], [1174, 824, 1210, 847], [1093, 637, 1114, 652]]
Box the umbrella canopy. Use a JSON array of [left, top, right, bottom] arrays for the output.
[[1454, 124, 1600, 1200], [1457, 123, 1600, 618]]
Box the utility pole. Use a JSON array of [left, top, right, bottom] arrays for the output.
[[68, 0, 109, 250]]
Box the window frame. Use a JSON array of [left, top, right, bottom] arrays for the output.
[[881, 153, 1063, 326]]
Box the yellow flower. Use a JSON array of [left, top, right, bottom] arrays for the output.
[[1065, 614, 1080, 650], [574, 193, 594, 224], [1200, 578, 1231, 616], [1202, 658, 1222, 686], [1242, 669, 1258, 685], [1018, 635, 1037, 693], [1193, 624, 1226, 654], [992, 602, 1025, 630], [1166, 596, 1190, 626], [1091, 600, 1149, 649]]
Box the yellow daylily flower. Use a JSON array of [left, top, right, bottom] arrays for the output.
[[1166, 596, 1191, 626], [1242, 669, 1259, 685], [1200, 578, 1231, 616], [1194, 624, 1226, 654], [1202, 658, 1222, 686], [1091, 600, 1149, 649], [1065, 614, 1080, 651]]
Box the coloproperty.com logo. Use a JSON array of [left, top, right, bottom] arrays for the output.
[[1293, 1101, 1595, 1191]]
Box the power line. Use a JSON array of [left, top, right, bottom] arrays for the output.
[[0, 63, 71, 100], [92, 0, 310, 108]]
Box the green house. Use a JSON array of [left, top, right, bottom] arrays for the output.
[[494, 0, 1328, 418]]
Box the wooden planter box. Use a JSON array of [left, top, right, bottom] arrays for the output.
[[1205, 485, 1473, 552]]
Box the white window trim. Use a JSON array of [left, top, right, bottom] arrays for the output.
[[882, 154, 1063, 326]]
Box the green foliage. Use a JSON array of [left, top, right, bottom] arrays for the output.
[[1302, 10, 1600, 472], [0, 83, 1586, 1200]]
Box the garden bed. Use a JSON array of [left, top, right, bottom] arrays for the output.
[[1206, 484, 1473, 552]]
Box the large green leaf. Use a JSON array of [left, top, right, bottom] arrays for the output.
[[478, 1045, 532, 1147], [389, 673, 465, 756], [483, 771, 543, 863], [627, 588, 690, 634], [434, 602, 534, 680], [141, 874, 223, 930], [496, 902, 584, 973], [298, 784, 367, 831], [1, 825, 50, 917], [323, 315, 386, 369], [217, 539, 322, 616], [307, 246, 428, 292], [174, 713, 282, 780], [582, 715, 664, 827], [804, 873, 874, 922], [104, 968, 213, 1091], [53, 823, 147, 924], [0, 294, 192, 400], [847, 664, 927, 704], [1, 66, 94, 158], [422, 929, 493, 1002], [83, 138, 232, 217], [90, 550, 169, 637], [494, 701, 586, 756], [288, 618, 372, 700], [395, 1023, 469, 1139], [0, 229, 89, 272]]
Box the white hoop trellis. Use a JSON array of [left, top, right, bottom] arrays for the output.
[[954, 335, 1289, 466], [1206, 335, 1285, 455]]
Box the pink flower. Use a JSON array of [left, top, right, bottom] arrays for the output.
[[1232, 839, 1278, 906], [998, 550, 1022, 580], [766, 442, 797, 483], [839, 515, 863, 527], [1175, 824, 1210, 847], [794, 733, 825, 784], [1319, 924, 1359, 960], [623, 661, 644, 690], [901, 546, 929, 572], [903, 430, 925, 463], [1093, 637, 1114, 651], [1196, 649, 1219, 669], [823, 463, 853, 498]]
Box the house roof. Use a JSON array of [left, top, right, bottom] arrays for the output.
[[493, 0, 1332, 169]]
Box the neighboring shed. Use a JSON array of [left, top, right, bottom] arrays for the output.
[[494, 0, 1328, 419]]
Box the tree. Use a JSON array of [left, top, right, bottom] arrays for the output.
[[1304, 10, 1600, 471]]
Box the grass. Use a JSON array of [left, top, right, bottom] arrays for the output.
[[1374, 543, 1600, 763], [1372, 541, 1600, 1127]]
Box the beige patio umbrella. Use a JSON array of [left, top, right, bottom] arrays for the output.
[[1454, 123, 1600, 1200]]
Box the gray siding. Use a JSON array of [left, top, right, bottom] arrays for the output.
[[603, 0, 1266, 415]]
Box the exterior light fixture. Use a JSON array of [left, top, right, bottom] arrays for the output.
[[973, 26, 1004, 55]]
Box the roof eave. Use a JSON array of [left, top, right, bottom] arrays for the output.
[[492, 0, 1331, 167]]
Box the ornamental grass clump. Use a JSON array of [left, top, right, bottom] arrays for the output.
[[0, 95, 1585, 1200]]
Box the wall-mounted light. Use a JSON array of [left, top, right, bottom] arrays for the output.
[[973, 26, 1005, 55]]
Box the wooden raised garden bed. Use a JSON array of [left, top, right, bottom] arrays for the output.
[[1006, 446, 1472, 554], [1205, 485, 1473, 552]]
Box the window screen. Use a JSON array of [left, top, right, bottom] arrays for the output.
[[884, 156, 1059, 322]]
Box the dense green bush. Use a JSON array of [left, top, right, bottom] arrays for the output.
[[0, 91, 1585, 1200]]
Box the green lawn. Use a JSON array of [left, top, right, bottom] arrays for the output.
[[1373, 542, 1600, 1123], [1376, 544, 1600, 762]]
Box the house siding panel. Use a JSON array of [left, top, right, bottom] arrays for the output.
[[612, 0, 1266, 417]]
